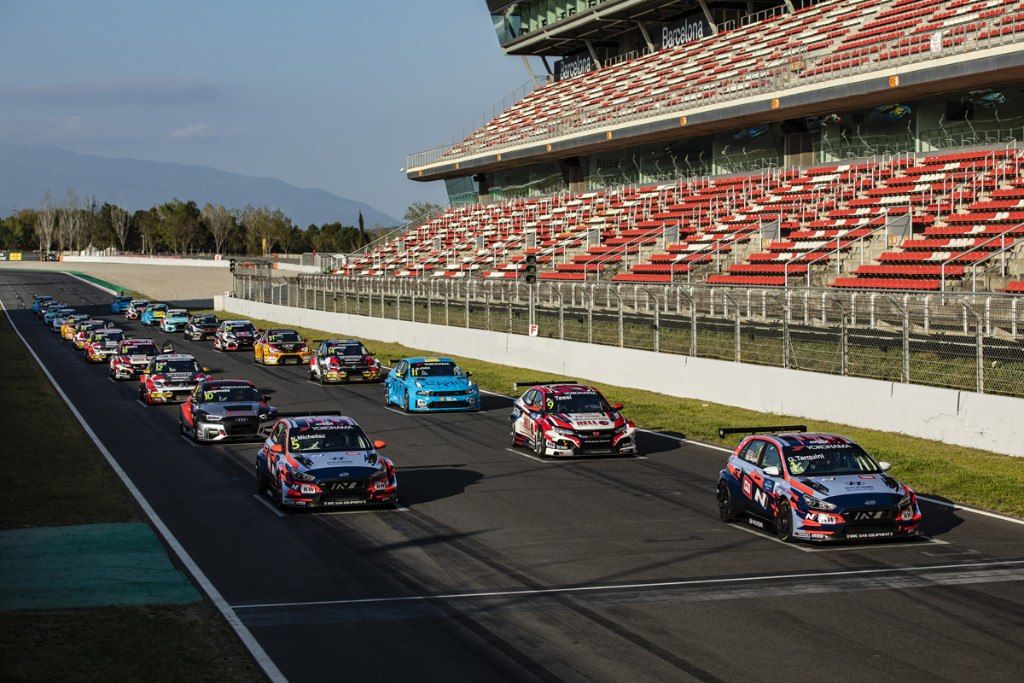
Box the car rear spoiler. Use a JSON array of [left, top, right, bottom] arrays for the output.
[[512, 380, 578, 388], [717, 425, 807, 439], [272, 411, 343, 419]]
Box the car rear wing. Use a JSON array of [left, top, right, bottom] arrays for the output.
[[717, 425, 807, 439], [271, 411, 343, 419], [512, 380, 579, 388]]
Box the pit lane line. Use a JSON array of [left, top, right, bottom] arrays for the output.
[[0, 295, 286, 683], [227, 557, 1024, 610]]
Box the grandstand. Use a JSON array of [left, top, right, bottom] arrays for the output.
[[361, 0, 1024, 292]]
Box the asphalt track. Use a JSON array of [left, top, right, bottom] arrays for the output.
[[5, 269, 1024, 682]]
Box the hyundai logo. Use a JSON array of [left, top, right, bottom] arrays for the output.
[[865, 499, 876, 505]]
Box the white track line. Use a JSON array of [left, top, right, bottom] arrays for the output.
[[0, 296, 286, 683], [253, 494, 286, 518], [504, 447, 555, 464], [229, 558, 1024, 610]]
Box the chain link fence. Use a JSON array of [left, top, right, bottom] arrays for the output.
[[231, 274, 1024, 398]]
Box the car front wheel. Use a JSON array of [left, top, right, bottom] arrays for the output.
[[533, 431, 546, 458], [775, 502, 795, 543]]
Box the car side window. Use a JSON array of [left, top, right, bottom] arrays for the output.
[[396, 361, 407, 378], [760, 443, 782, 472], [522, 389, 537, 406], [740, 440, 765, 464]]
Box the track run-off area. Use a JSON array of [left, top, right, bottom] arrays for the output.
[[5, 269, 1024, 682]]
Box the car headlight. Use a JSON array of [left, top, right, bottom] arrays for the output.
[[288, 467, 315, 482], [803, 494, 836, 510], [416, 390, 430, 396], [415, 381, 424, 388], [202, 413, 223, 422], [552, 426, 574, 436]]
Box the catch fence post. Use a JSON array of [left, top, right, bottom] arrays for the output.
[[902, 298, 910, 383], [617, 286, 624, 348], [977, 316, 985, 394], [841, 311, 849, 376], [464, 282, 470, 328]]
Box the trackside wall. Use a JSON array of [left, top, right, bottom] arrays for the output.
[[215, 295, 1024, 457]]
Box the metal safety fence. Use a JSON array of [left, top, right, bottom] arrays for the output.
[[232, 274, 1024, 399]]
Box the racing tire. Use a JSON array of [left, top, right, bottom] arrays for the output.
[[533, 432, 546, 458], [774, 502, 795, 543], [509, 422, 518, 447], [383, 385, 391, 407], [717, 482, 741, 522], [403, 389, 411, 412]]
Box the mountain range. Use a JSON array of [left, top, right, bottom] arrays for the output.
[[0, 142, 398, 227]]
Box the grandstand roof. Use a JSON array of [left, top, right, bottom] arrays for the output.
[[491, 0, 716, 55]]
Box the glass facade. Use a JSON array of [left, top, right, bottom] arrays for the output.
[[442, 82, 1024, 205]]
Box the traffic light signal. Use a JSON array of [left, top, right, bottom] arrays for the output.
[[523, 253, 537, 284]]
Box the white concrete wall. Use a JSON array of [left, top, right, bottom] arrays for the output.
[[65, 255, 230, 268], [64, 255, 319, 273], [216, 295, 1024, 457]]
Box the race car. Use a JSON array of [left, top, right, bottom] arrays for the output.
[[125, 300, 150, 320], [31, 295, 54, 315], [184, 313, 220, 341], [178, 379, 277, 443], [110, 295, 133, 313], [138, 354, 211, 405], [43, 306, 75, 328], [108, 338, 161, 380], [60, 314, 92, 341], [159, 308, 190, 333], [510, 382, 638, 458], [82, 328, 126, 363], [37, 300, 67, 320], [384, 357, 479, 412], [47, 308, 78, 332], [140, 303, 169, 326], [213, 320, 257, 351], [256, 414, 397, 510], [253, 329, 311, 366], [31, 295, 54, 314], [73, 320, 109, 348], [716, 426, 922, 543], [307, 339, 382, 383]]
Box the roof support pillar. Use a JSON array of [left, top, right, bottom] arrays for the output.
[[697, 0, 719, 35], [636, 21, 655, 52], [584, 39, 602, 69], [520, 56, 540, 87]]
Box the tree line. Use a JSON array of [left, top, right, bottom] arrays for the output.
[[0, 191, 382, 255]]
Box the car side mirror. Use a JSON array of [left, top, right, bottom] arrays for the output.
[[373, 439, 387, 450], [269, 443, 284, 454], [105, 322, 115, 329], [202, 366, 211, 373], [465, 371, 473, 377], [611, 402, 624, 411], [878, 461, 891, 472], [524, 403, 539, 413], [763, 466, 781, 477], [161, 341, 174, 353], [262, 394, 272, 402]]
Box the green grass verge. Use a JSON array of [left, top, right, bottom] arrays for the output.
[[214, 307, 1024, 518], [0, 311, 262, 680], [0, 604, 259, 681]]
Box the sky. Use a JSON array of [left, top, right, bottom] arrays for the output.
[[0, 0, 541, 220]]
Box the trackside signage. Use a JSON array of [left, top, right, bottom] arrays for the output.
[[659, 14, 711, 49], [554, 52, 596, 81]]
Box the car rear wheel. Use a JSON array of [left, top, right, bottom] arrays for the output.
[[717, 482, 740, 522], [775, 501, 795, 543]]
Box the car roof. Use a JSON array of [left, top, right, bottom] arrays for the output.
[[324, 339, 362, 345], [535, 383, 598, 395], [122, 338, 156, 345], [224, 319, 252, 325], [750, 432, 856, 447], [284, 415, 358, 429], [198, 379, 254, 389], [94, 328, 123, 334], [404, 356, 455, 364], [166, 309, 187, 314], [267, 328, 298, 333], [153, 353, 196, 361]]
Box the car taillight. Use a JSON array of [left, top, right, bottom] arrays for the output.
[[328, 356, 340, 367], [365, 355, 376, 365]]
